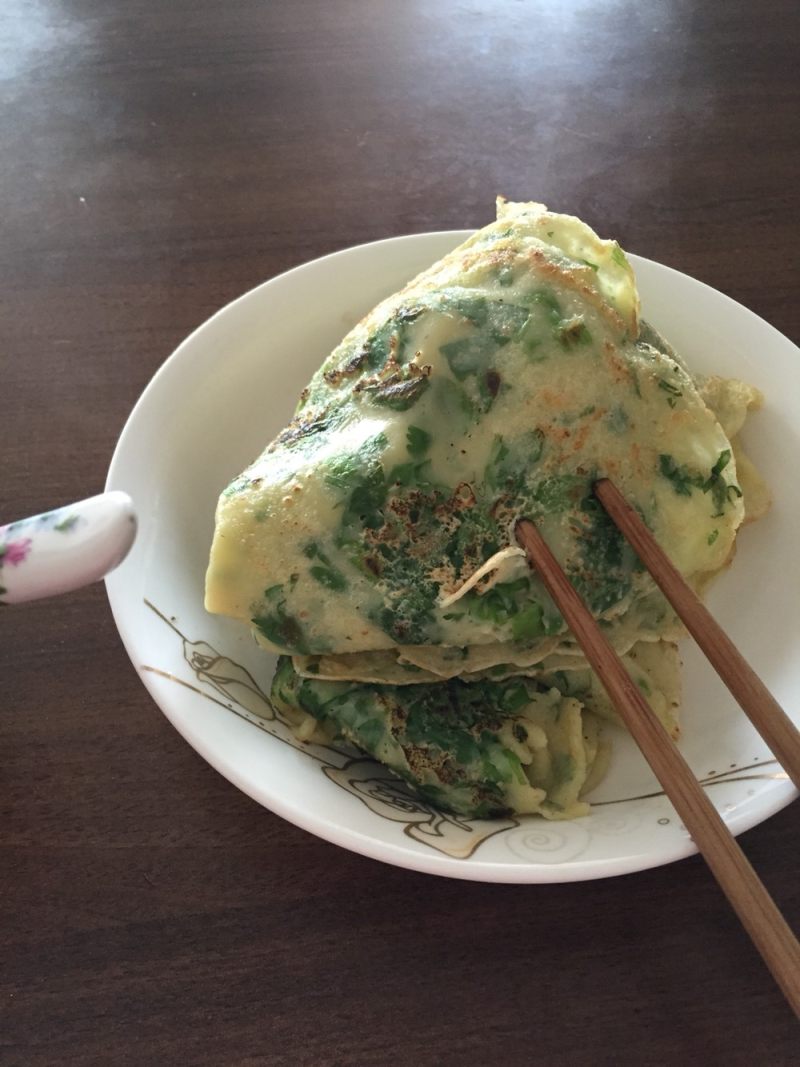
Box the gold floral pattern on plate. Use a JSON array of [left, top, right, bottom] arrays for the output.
[[141, 599, 785, 860]]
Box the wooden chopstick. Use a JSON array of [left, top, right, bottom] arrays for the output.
[[594, 478, 800, 790], [515, 517, 800, 1018]]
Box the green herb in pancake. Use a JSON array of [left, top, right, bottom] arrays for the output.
[[271, 657, 602, 819]]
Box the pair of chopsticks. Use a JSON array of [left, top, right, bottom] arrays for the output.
[[515, 478, 800, 1017]]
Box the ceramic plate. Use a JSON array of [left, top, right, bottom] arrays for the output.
[[105, 232, 799, 883]]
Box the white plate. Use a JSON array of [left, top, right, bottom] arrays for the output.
[[106, 232, 799, 883]]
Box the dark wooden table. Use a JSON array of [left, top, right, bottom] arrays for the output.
[[2, 1, 798, 1062]]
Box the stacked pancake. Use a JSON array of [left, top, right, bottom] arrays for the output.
[[206, 200, 768, 819]]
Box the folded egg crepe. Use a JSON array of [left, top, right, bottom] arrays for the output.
[[206, 200, 768, 819]]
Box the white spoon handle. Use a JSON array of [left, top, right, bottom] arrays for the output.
[[0, 492, 136, 604]]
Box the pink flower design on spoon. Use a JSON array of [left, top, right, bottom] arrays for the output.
[[0, 537, 33, 566]]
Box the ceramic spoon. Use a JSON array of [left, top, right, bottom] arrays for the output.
[[0, 492, 136, 604]]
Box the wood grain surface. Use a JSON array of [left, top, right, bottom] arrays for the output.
[[1, 1, 797, 1063]]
